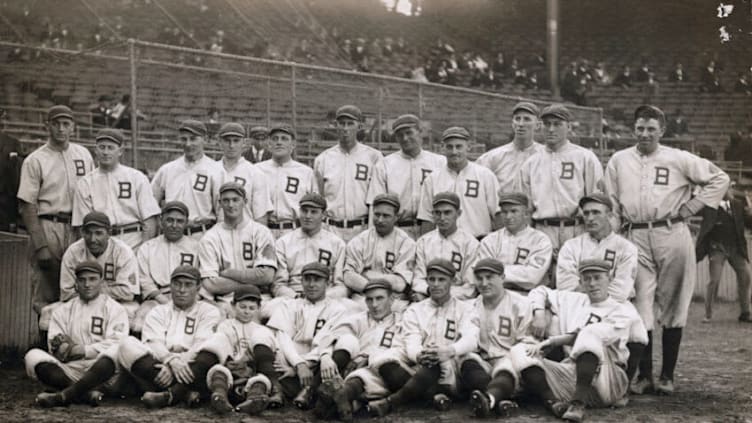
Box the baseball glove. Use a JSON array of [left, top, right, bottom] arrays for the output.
[[50, 334, 83, 362]]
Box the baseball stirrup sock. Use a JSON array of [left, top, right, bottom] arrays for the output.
[[378, 362, 411, 392], [574, 352, 599, 401], [62, 356, 116, 401], [661, 328, 683, 380], [626, 342, 646, 381], [521, 366, 555, 401], [486, 370, 515, 402], [190, 350, 220, 387], [638, 330, 653, 380], [387, 365, 441, 406], [35, 362, 73, 391], [333, 350, 352, 374], [253, 345, 280, 384], [460, 359, 491, 391], [131, 355, 160, 382]]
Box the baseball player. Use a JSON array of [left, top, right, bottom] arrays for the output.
[[265, 262, 349, 410], [273, 193, 347, 299], [72, 128, 160, 250], [255, 124, 318, 238], [18, 105, 94, 314], [508, 259, 648, 422], [412, 192, 479, 301], [198, 182, 277, 307], [476, 102, 545, 195], [39, 211, 139, 331], [465, 258, 534, 418], [204, 285, 283, 415], [216, 122, 272, 224], [477, 192, 553, 292], [557, 193, 638, 302], [151, 119, 223, 240], [367, 258, 480, 416], [244, 125, 272, 163], [133, 201, 200, 333], [344, 193, 415, 308], [604, 105, 729, 395], [515, 104, 603, 253], [313, 104, 384, 241], [26, 261, 128, 408], [117, 265, 223, 408], [367, 114, 445, 239], [418, 126, 499, 239]]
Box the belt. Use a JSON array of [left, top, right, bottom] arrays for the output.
[[622, 217, 683, 231], [38, 213, 72, 224], [396, 218, 418, 227], [533, 217, 582, 227], [268, 221, 299, 230], [327, 217, 369, 228], [111, 223, 143, 235], [185, 221, 216, 235]]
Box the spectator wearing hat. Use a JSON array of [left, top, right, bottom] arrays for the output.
[[477, 102, 545, 197], [273, 192, 347, 299], [73, 128, 161, 250], [152, 119, 223, 239], [198, 182, 277, 313], [509, 259, 647, 423], [244, 126, 273, 164], [25, 260, 130, 408], [344, 193, 415, 309], [418, 126, 500, 239], [516, 103, 603, 256], [477, 193, 553, 292], [412, 192, 480, 301], [556, 193, 638, 302], [314, 105, 384, 242], [18, 105, 95, 314], [89, 95, 113, 127], [256, 124, 318, 238], [216, 122, 272, 225], [368, 114, 445, 240], [367, 258, 480, 417], [118, 265, 223, 409], [132, 201, 200, 333]]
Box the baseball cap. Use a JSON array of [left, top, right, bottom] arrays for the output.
[[372, 192, 401, 211], [578, 259, 611, 274], [47, 105, 74, 122], [218, 122, 245, 138], [171, 265, 201, 282], [75, 260, 103, 277], [499, 192, 529, 207], [96, 128, 125, 146], [392, 114, 420, 132], [179, 119, 207, 136], [540, 104, 573, 122], [269, 123, 296, 139], [473, 258, 505, 275], [578, 193, 612, 210], [336, 105, 363, 121], [426, 258, 456, 277], [249, 126, 269, 137], [299, 192, 327, 210], [512, 101, 540, 116], [363, 280, 392, 293], [234, 285, 262, 303], [441, 126, 471, 142], [219, 181, 246, 198], [162, 201, 190, 217], [432, 192, 460, 209], [82, 211, 111, 229], [301, 262, 331, 279]]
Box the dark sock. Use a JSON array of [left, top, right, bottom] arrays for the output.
[[521, 366, 554, 401], [208, 369, 230, 393], [387, 365, 441, 407], [253, 345, 280, 385], [460, 359, 490, 391], [573, 352, 599, 402], [35, 362, 73, 390], [343, 377, 365, 402], [332, 350, 351, 375], [486, 371, 515, 401], [169, 383, 190, 404], [189, 350, 219, 390], [278, 376, 301, 399], [638, 330, 653, 381], [661, 327, 683, 381], [61, 357, 116, 401], [626, 342, 646, 382], [131, 354, 160, 383], [379, 362, 411, 392]]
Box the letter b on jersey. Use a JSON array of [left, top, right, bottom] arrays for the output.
[[354, 164, 369, 181], [118, 182, 132, 199], [285, 176, 300, 193]]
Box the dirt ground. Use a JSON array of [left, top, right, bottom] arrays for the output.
[[1, 300, 750, 423]]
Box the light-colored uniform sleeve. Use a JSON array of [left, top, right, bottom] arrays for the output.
[[514, 158, 533, 200], [678, 152, 730, 213], [46, 304, 68, 351], [584, 151, 605, 195], [137, 242, 160, 300], [135, 172, 162, 221], [459, 237, 480, 293], [608, 242, 638, 302], [150, 166, 166, 205], [250, 169, 273, 220], [366, 159, 387, 205], [603, 158, 621, 214], [84, 301, 129, 359], [555, 240, 581, 292], [59, 249, 78, 302], [198, 234, 221, 279], [483, 169, 500, 218], [111, 245, 139, 299], [329, 239, 347, 297], [17, 155, 42, 204], [272, 237, 290, 289], [400, 305, 423, 363], [142, 306, 173, 362], [392, 236, 416, 284], [503, 234, 551, 291], [411, 237, 429, 295], [450, 303, 480, 356], [72, 177, 93, 227]]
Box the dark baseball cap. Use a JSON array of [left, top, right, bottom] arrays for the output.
[[249, 126, 269, 137], [441, 126, 471, 142], [75, 260, 103, 277], [301, 262, 331, 279], [541, 104, 573, 122], [426, 258, 456, 277], [473, 258, 505, 275], [218, 122, 245, 138], [579, 193, 612, 210], [299, 192, 327, 210], [234, 285, 262, 303], [269, 123, 296, 138], [219, 181, 246, 198], [162, 201, 190, 217], [372, 192, 401, 211], [47, 105, 74, 122], [392, 114, 420, 132], [432, 192, 460, 209], [179, 119, 207, 136], [96, 128, 125, 146], [499, 192, 529, 207], [171, 265, 201, 282], [336, 105, 363, 121], [363, 280, 392, 293], [578, 259, 611, 274], [512, 102, 540, 116], [82, 211, 111, 229]]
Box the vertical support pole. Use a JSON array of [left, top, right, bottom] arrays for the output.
[[377, 87, 383, 151], [129, 39, 139, 169], [291, 66, 298, 130], [547, 0, 560, 99], [266, 78, 271, 127]]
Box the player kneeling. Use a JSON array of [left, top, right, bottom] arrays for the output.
[[205, 285, 284, 415], [26, 261, 129, 407], [509, 259, 648, 422]]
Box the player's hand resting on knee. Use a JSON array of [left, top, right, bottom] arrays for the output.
[[154, 363, 174, 388], [320, 354, 339, 380], [168, 357, 194, 384], [296, 362, 314, 387]]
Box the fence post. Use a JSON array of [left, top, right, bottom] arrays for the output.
[[377, 87, 383, 151], [266, 78, 271, 127], [129, 39, 139, 170], [291, 65, 298, 130]]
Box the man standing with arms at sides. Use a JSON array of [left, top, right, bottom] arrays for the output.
[[418, 126, 499, 239], [476, 102, 545, 196], [256, 124, 318, 238], [605, 105, 729, 395], [516, 104, 603, 255], [73, 128, 161, 250], [314, 105, 384, 242], [244, 126, 272, 164], [368, 114, 445, 239], [216, 122, 272, 225], [151, 120, 223, 240], [18, 105, 94, 315]]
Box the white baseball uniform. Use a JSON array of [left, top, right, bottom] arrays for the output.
[[256, 158, 318, 238], [345, 226, 416, 291], [412, 228, 479, 299], [218, 157, 273, 222], [476, 226, 553, 292], [476, 141, 545, 195], [417, 162, 499, 238], [273, 228, 347, 297], [59, 237, 139, 302]]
